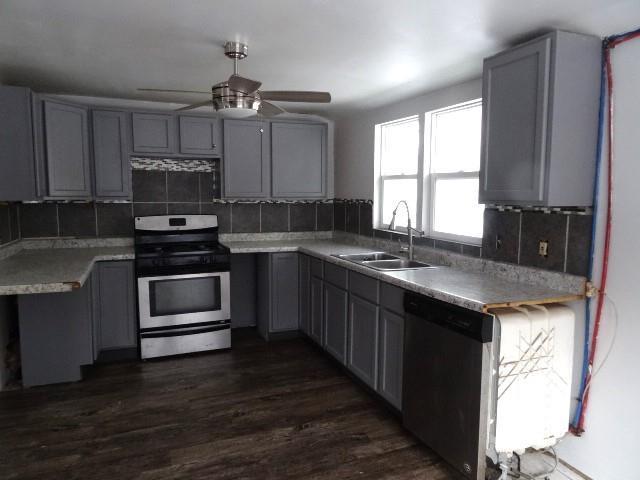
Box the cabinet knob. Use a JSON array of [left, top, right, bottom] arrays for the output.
[[259, 128, 264, 133], [212, 143, 216, 148]]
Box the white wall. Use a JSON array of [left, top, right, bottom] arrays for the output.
[[333, 78, 482, 199], [557, 39, 640, 480]]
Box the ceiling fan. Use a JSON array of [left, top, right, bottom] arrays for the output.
[[139, 41, 331, 118]]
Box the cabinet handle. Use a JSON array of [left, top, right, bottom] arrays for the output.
[[212, 143, 216, 149], [259, 128, 264, 133]]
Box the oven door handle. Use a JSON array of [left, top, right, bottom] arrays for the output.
[[140, 323, 231, 339]]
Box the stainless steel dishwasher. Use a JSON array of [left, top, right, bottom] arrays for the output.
[[403, 292, 494, 480]]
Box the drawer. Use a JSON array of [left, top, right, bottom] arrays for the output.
[[349, 271, 379, 304], [311, 257, 323, 278], [380, 282, 405, 314], [324, 262, 348, 289]]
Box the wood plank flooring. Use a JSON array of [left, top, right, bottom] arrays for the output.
[[0, 331, 463, 480]]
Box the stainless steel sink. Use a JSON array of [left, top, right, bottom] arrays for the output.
[[334, 252, 435, 271], [336, 252, 400, 262], [361, 259, 435, 271]]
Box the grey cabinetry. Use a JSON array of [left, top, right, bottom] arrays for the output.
[[92, 110, 131, 199], [377, 283, 405, 409], [480, 30, 601, 206], [92, 261, 137, 353], [257, 253, 299, 339], [323, 281, 348, 364], [131, 112, 176, 154], [223, 119, 270, 198], [310, 275, 324, 345], [0, 86, 38, 201], [298, 254, 311, 334], [43, 100, 92, 198], [271, 122, 326, 198], [179, 115, 220, 156]]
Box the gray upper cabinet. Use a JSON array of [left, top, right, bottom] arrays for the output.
[[323, 282, 348, 364], [480, 30, 601, 207], [43, 100, 92, 198], [92, 110, 131, 199], [179, 115, 220, 156], [0, 86, 38, 201], [223, 119, 270, 198], [92, 261, 137, 352], [131, 112, 176, 154], [271, 122, 326, 198]]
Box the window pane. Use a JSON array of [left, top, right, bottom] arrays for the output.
[[380, 118, 419, 176], [430, 103, 481, 173], [432, 177, 484, 238], [381, 179, 417, 228]]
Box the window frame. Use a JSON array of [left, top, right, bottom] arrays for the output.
[[423, 99, 483, 245], [374, 115, 423, 233]]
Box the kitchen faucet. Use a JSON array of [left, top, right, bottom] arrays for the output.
[[388, 200, 424, 261]]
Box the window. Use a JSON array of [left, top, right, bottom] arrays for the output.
[[374, 99, 484, 244], [375, 116, 420, 232]]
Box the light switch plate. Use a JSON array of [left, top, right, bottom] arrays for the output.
[[538, 240, 549, 257]]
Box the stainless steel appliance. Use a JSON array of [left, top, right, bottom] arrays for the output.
[[402, 292, 494, 480], [135, 215, 231, 359]]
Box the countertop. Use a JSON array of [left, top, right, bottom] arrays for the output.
[[0, 246, 134, 295], [224, 239, 583, 313]]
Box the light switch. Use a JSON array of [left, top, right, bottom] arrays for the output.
[[538, 240, 549, 257]]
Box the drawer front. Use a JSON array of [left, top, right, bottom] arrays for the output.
[[349, 271, 379, 304], [380, 282, 404, 315], [311, 257, 323, 278], [324, 262, 348, 289]]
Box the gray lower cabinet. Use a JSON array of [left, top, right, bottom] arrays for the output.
[[0, 86, 38, 201], [271, 122, 326, 198], [480, 30, 601, 206], [223, 119, 270, 198], [257, 253, 299, 339], [310, 275, 324, 344], [92, 261, 137, 353], [43, 100, 92, 198], [18, 278, 94, 387], [348, 294, 379, 388], [377, 307, 404, 409], [323, 282, 348, 364], [92, 110, 131, 199], [179, 115, 220, 156], [131, 112, 176, 154], [299, 254, 311, 334]]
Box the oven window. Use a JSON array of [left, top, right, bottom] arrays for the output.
[[149, 276, 221, 316]]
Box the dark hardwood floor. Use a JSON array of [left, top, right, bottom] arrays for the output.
[[0, 330, 462, 480]]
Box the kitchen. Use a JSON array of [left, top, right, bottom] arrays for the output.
[[0, 2, 639, 479]]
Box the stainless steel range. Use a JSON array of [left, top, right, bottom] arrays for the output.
[[134, 215, 231, 359]]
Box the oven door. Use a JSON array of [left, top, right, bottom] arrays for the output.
[[138, 271, 230, 329]]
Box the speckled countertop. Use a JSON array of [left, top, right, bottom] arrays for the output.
[[223, 239, 584, 313], [0, 246, 134, 295]]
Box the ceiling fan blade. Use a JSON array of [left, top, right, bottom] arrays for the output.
[[258, 101, 286, 117], [138, 88, 211, 95], [228, 74, 262, 94], [259, 91, 331, 103], [175, 100, 214, 112]]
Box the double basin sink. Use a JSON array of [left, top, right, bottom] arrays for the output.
[[334, 252, 436, 271]]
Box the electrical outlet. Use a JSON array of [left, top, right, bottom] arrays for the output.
[[495, 235, 502, 250], [538, 240, 549, 257]]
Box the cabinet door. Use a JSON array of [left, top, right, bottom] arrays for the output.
[[93, 261, 136, 351], [479, 37, 551, 204], [179, 116, 220, 156], [270, 253, 299, 332], [310, 276, 323, 345], [378, 309, 404, 409], [299, 254, 311, 334], [348, 295, 379, 389], [43, 100, 92, 198], [0, 86, 37, 201], [271, 122, 326, 198], [323, 282, 348, 364], [93, 110, 131, 199], [131, 113, 176, 153], [223, 120, 270, 198]]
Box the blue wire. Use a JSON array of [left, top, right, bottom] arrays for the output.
[[570, 40, 607, 429]]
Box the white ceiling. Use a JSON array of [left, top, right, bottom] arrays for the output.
[[0, 0, 638, 115]]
